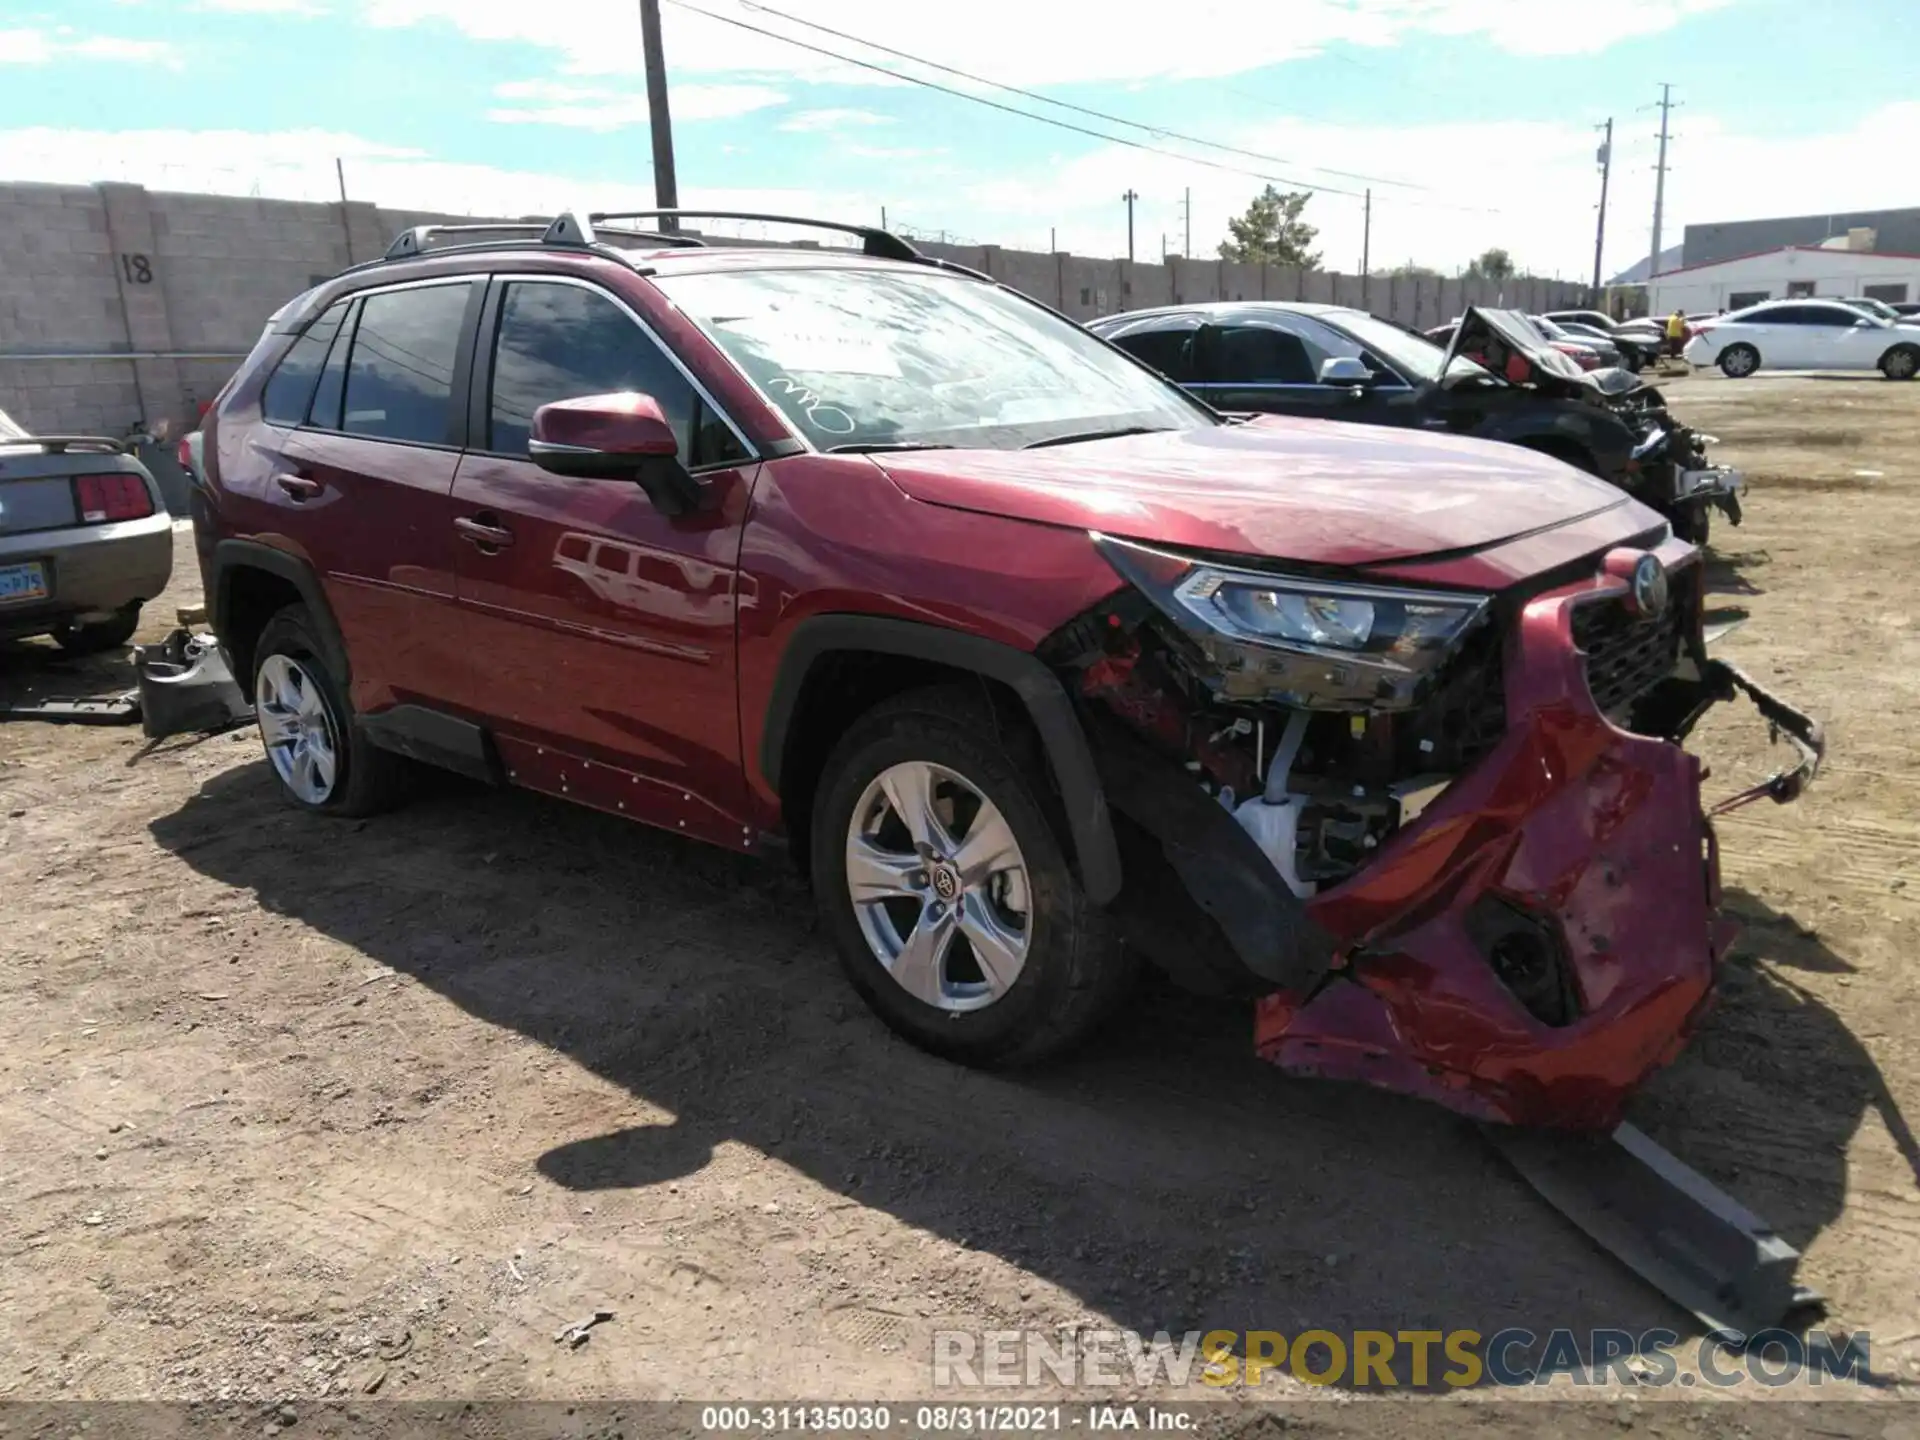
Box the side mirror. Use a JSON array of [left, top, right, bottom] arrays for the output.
[[529, 392, 702, 516], [1319, 355, 1371, 387]]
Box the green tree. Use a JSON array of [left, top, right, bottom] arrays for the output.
[[1466, 247, 1516, 281], [1380, 261, 1442, 278], [1217, 186, 1321, 268]]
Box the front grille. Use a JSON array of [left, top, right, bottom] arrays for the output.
[[1571, 580, 1687, 716]]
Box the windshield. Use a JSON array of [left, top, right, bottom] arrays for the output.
[[0, 408, 26, 440], [656, 266, 1213, 450], [1329, 310, 1489, 383], [1847, 298, 1898, 321]]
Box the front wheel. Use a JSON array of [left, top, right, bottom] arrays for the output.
[[1719, 344, 1759, 378], [1880, 344, 1919, 381], [808, 686, 1132, 1068]]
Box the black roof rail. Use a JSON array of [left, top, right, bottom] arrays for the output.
[[587, 210, 922, 263]]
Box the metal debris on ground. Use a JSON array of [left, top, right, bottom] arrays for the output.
[[134, 628, 253, 738], [554, 1310, 615, 1348], [0, 692, 140, 724], [1484, 1120, 1824, 1339]]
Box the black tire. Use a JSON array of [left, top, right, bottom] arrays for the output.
[[1719, 344, 1759, 379], [50, 603, 140, 655], [251, 604, 413, 817], [808, 685, 1133, 1068], [1880, 344, 1919, 381]]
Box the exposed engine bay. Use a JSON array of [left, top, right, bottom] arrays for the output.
[[1045, 530, 1820, 1033]]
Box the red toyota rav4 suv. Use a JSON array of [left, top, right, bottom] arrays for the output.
[[195, 211, 1820, 1132]]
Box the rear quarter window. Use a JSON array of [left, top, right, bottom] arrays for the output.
[[261, 301, 349, 426]]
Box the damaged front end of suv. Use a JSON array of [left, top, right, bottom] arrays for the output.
[[1044, 521, 1821, 1133]]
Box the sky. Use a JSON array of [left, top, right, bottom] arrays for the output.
[[1, 0, 1915, 279]]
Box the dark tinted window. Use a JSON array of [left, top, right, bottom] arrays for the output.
[[488, 280, 747, 466], [262, 301, 348, 426], [307, 298, 356, 431], [1109, 327, 1195, 381], [341, 282, 472, 445], [1211, 324, 1317, 384]]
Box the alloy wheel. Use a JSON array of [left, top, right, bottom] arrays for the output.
[[256, 653, 340, 805], [844, 760, 1031, 1012]]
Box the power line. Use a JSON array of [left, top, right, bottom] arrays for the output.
[[664, 0, 1367, 198], [737, 0, 1427, 192]]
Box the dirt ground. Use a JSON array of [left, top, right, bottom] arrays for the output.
[[3, 372, 1919, 1430]]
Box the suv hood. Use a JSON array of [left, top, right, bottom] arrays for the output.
[[872, 415, 1632, 568]]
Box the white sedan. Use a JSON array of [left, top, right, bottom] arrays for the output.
[[1684, 299, 1920, 379]]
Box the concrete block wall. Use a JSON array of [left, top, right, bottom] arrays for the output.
[[0, 180, 1587, 436]]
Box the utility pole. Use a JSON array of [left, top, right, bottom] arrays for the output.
[[1649, 84, 1679, 279], [1592, 118, 1613, 294], [334, 156, 353, 265], [1181, 187, 1192, 258], [1123, 189, 1138, 263], [639, 0, 679, 231], [1360, 188, 1372, 307]]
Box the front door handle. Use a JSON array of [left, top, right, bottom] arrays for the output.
[[454, 514, 514, 550], [275, 472, 321, 501]]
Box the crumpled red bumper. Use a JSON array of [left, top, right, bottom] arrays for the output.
[[1255, 547, 1815, 1131]]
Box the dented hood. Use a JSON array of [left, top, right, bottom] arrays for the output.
[[1442, 307, 1598, 398], [873, 414, 1632, 568]]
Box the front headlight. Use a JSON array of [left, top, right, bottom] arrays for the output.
[[1093, 533, 1492, 710]]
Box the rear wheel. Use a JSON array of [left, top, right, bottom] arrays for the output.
[[1880, 344, 1919, 381], [251, 605, 412, 817], [808, 686, 1132, 1068], [50, 603, 140, 655], [1719, 344, 1759, 378]]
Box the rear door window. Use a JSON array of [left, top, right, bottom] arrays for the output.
[[262, 300, 349, 426], [1106, 322, 1198, 382], [340, 281, 474, 445], [1209, 324, 1318, 384], [486, 280, 747, 468]]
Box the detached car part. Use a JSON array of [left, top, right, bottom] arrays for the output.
[[133, 629, 254, 738]]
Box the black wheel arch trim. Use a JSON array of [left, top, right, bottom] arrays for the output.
[[761, 614, 1123, 906], [209, 538, 351, 684]]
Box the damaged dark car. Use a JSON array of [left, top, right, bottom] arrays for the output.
[[1090, 302, 1745, 544]]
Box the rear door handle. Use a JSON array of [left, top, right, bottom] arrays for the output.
[[454, 514, 514, 549], [274, 472, 321, 501]]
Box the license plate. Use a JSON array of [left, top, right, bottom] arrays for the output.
[[0, 560, 49, 604]]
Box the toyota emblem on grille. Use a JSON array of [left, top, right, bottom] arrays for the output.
[[1631, 553, 1669, 617]]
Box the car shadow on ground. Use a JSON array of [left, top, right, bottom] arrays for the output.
[[1634, 886, 1920, 1196], [147, 763, 1891, 1382]]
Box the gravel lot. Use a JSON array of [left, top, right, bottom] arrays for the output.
[[2, 371, 1916, 1429]]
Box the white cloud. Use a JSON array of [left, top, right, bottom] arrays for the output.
[[0, 126, 885, 230], [4, 99, 1907, 280], [487, 79, 785, 129], [939, 100, 1920, 278], [193, 0, 328, 13], [0, 27, 182, 66], [778, 107, 894, 133], [355, 0, 1745, 86]]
